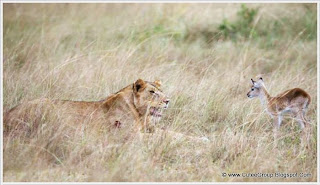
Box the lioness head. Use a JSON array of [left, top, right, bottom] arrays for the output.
[[133, 79, 170, 119]]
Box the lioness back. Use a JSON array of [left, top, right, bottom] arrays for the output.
[[4, 98, 107, 137]]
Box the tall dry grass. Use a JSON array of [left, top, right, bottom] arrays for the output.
[[3, 3, 317, 182]]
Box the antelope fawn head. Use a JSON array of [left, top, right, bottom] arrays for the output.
[[247, 77, 265, 98]]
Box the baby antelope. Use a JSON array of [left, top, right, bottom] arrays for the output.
[[247, 77, 311, 140]]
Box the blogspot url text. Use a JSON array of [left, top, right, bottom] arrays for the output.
[[221, 172, 311, 178]]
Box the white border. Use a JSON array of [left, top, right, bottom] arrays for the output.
[[317, 2, 319, 185], [1, 1, 4, 185], [1, 1, 319, 185], [0, 0, 319, 3]]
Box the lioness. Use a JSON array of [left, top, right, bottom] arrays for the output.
[[4, 79, 170, 137]]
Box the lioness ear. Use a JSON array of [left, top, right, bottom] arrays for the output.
[[154, 80, 162, 87], [134, 79, 146, 92], [251, 78, 255, 84]]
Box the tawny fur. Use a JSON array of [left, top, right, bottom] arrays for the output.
[[4, 79, 170, 138]]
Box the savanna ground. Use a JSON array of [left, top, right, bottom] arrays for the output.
[[2, 3, 318, 182]]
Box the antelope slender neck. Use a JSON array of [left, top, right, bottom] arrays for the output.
[[258, 86, 271, 106]]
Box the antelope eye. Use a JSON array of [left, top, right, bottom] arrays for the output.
[[150, 90, 155, 94]]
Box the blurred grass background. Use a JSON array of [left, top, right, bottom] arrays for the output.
[[3, 3, 317, 182]]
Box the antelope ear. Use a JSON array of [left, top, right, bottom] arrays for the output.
[[133, 79, 146, 92], [251, 78, 255, 84], [154, 80, 162, 87]]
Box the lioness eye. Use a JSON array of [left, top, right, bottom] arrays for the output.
[[150, 90, 155, 94], [251, 88, 254, 91]]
